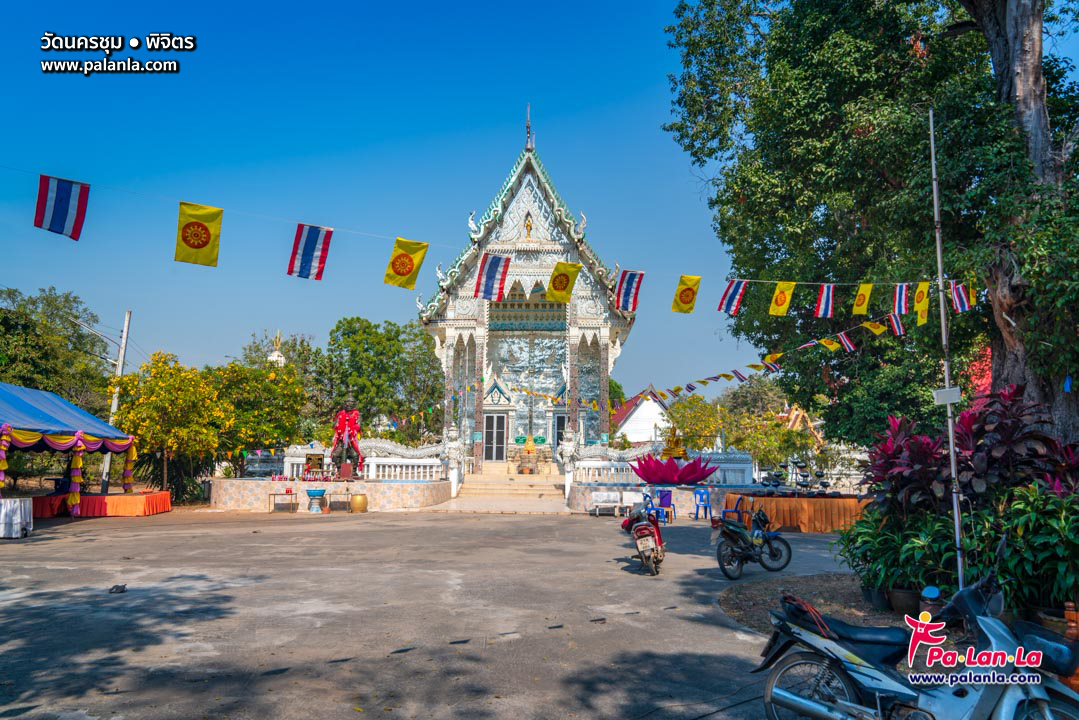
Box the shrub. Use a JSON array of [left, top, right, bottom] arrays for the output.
[[838, 385, 1079, 610]]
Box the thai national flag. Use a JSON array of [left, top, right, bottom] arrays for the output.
[[796, 340, 817, 350], [837, 331, 856, 352], [732, 369, 748, 383], [718, 279, 748, 316], [814, 284, 835, 318], [763, 362, 781, 372], [888, 313, 906, 336], [475, 253, 511, 301], [894, 283, 910, 314], [685, 382, 697, 393], [951, 281, 971, 313], [615, 270, 644, 312], [287, 223, 333, 281], [34, 174, 90, 241]]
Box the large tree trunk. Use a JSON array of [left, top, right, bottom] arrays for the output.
[[987, 265, 1079, 442], [958, 0, 1057, 185], [957, 0, 1076, 442]]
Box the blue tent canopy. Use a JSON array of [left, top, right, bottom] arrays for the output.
[[0, 382, 128, 447]]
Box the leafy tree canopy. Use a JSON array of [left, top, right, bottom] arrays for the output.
[[0, 287, 111, 414], [204, 361, 305, 477], [716, 375, 787, 416], [666, 0, 1079, 441], [667, 395, 722, 450]]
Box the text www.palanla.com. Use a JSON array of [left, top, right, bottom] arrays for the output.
[[908, 671, 1043, 687], [41, 57, 179, 76]]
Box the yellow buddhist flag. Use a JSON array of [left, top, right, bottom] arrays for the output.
[[658, 391, 668, 399], [968, 275, 977, 306], [672, 275, 701, 313], [861, 321, 887, 335], [818, 338, 842, 352], [852, 283, 873, 315], [747, 363, 765, 371], [914, 281, 931, 326], [769, 282, 796, 316], [718, 373, 734, 381], [764, 352, 784, 364], [546, 262, 582, 303], [174, 202, 223, 267], [384, 237, 429, 290]]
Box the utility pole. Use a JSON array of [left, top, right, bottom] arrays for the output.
[[101, 310, 131, 494], [929, 109, 966, 589]]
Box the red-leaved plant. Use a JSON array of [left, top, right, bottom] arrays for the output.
[[860, 385, 1076, 516]]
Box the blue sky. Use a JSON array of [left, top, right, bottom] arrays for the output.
[[1, 3, 1075, 398]]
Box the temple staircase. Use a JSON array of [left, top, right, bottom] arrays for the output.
[[459, 462, 565, 500]]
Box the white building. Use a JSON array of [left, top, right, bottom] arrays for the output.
[[612, 389, 670, 444]]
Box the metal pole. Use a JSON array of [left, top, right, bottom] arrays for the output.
[[101, 310, 131, 493], [929, 109, 966, 589]]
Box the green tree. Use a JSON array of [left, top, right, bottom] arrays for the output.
[[205, 362, 305, 477], [395, 322, 444, 443], [326, 317, 404, 422], [0, 286, 111, 414], [667, 395, 722, 450], [113, 353, 224, 496], [325, 318, 443, 442], [609, 378, 627, 406], [241, 331, 333, 425], [720, 407, 816, 472], [716, 375, 787, 416], [665, 0, 1079, 441]]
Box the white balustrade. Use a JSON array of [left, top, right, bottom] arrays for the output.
[[574, 460, 636, 484], [362, 457, 446, 482]]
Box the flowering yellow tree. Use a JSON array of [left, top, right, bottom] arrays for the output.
[[113, 352, 227, 493], [667, 395, 722, 451]]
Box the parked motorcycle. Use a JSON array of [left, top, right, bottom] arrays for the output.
[[710, 501, 792, 580], [621, 502, 665, 576], [753, 538, 1079, 720]]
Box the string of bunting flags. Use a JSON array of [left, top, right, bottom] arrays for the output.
[[26, 172, 978, 319]]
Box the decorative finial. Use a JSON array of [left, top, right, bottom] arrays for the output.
[[526, 103, 534, 151]]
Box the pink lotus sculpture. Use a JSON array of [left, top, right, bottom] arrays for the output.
[[631, 455, 718, 485]]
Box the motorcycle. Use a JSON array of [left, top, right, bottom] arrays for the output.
[[752, 537, 1079, 720], [710, 501, 792, 580], [621, 502, 665, 576]]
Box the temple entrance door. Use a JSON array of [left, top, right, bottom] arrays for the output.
[[483, 413, 506, 462], [552, 414, 567, 456]]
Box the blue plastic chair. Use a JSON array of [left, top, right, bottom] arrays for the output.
[[720, 495, 745, 524], [693, 488, 712, 519], [656, 490, 676, 524], [642, 493, 665, 525]]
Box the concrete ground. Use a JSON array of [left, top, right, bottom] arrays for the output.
[[0, 511, 846, 720]]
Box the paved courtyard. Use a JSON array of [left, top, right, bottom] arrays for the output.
[[0, 512, 845, 720]]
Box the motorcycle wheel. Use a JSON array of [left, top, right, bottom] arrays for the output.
[[763, 651, 858, 720], [759, 537, 792, 572], [1013, 695, 1079, 720], [643, 550, 659, 576], [717, 540, 743, 580]]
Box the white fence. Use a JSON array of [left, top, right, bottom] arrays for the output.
[[574, 460, 635, 484], [362, 457, 445, 482]]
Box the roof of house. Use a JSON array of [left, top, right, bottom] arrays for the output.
[[612, 385, 669, 429]]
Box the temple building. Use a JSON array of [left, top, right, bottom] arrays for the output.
[[418, 122, 634, 471]]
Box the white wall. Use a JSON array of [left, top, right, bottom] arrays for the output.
[[617, 402, 670, 443]]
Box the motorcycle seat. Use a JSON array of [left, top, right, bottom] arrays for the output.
[[824, 616, 910, 646], [782, 597, 908, 645]]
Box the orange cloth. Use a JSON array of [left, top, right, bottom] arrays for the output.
[[33, 491, 171, 518], [723, 493, 867, 534]]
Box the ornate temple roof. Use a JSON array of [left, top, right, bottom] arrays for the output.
[[417, 146, 632, 326]]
